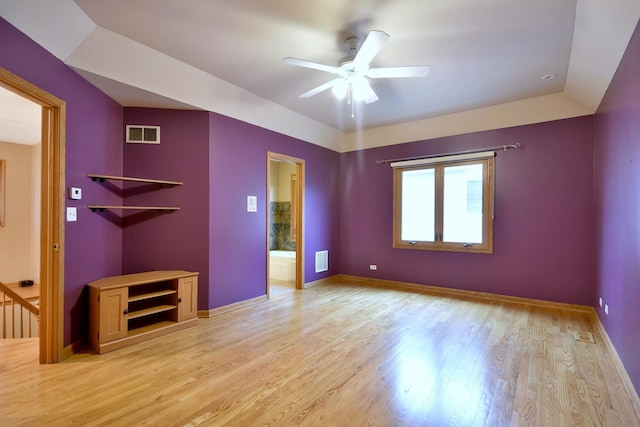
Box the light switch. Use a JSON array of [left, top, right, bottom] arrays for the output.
[[247, 196, 257, 212], [66, 207, 77, 222]]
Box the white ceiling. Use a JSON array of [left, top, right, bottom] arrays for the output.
[[1, 1, 639, 152]]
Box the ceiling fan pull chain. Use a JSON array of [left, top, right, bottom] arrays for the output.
[[350, 87, 355, 118]]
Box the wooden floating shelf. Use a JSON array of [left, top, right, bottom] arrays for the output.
[[87, 174, 183, 187], [88, 205, 180, 212]]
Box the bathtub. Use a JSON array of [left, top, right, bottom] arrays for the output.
[[270, 250, 296, 284]]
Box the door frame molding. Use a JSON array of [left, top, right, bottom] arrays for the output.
[[267, 152, 305, 293], [0, 66, 65, 363]]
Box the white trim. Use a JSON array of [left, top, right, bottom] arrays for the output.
[[390, 151, 495, 168], [125, 125, 160, 144]]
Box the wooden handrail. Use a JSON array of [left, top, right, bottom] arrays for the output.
[[0, 281, 39, 316], [0, 280, 40, 339]]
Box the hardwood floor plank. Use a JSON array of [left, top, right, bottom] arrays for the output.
[[1, 277, 638, 426]]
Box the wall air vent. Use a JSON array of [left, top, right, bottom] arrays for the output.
[[126, 125, 160, 144], [315, 250, 328, 273]]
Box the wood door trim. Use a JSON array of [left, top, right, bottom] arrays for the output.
[[0, 66, 65, 363]]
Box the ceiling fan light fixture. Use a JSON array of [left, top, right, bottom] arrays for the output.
[[351, 77, 370, 102], [331, 79, 349, 99]]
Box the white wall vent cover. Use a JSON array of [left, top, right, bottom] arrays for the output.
[[315, 250, 328, 273], [126, 125, 160, 144]]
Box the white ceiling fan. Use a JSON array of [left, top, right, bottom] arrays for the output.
[[283, 30, 430, 105]]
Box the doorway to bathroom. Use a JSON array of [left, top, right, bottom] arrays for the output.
[[267, 152, 304, 297]]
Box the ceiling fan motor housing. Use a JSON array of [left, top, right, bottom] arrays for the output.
[[337, 55, 368, 79], [344, 35, 360, 53]]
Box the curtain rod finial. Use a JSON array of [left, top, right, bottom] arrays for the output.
[[504, 142, 522, 151]]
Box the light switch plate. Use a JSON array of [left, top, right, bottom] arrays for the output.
[[247, 196, 257, 212], [66, 207, 77, 222]]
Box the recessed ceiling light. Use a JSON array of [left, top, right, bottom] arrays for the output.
[[332, 121, 342, 128], [541, 74, 558, 80]]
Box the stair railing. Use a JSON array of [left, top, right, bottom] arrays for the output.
[[0, 281, 40, 338]]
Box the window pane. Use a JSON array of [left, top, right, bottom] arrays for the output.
[[443, 164, 483, 243], [401, 169, 435, 241]]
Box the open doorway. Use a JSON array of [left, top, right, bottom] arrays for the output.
[[0, 66, 65, 363], [267, 152, 304, 297], [0, 86, 42, 340]]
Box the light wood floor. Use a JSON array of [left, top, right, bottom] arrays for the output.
[[269, 281, 297, 298], [1, 277, 639, 426]]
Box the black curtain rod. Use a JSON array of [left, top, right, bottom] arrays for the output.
[[376, 143, 522, 165]]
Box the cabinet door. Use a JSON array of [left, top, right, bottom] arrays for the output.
[[99, 288, 128, 343], [177, 276, 198, 321]]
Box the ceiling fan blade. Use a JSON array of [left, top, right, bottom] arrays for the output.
[[368, 65, 431, 78], [353, 30, 390, 66], [299, 79, 341, 98], [352, 79, 379, 104], [283, 57, 338, 74]]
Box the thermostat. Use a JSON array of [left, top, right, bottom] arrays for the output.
[[69, 187, 82, 200]]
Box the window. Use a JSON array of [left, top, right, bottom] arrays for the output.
[[393, 154, 494, 253]]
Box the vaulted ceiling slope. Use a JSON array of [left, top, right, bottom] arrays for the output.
[[2, 1, 639, 152]]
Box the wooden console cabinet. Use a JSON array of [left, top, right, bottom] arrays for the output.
[[88, 270, 198, 354]]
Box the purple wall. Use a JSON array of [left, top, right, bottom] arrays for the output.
[[208, 113, 340, 308], [0, 18, 124, 345], [594, 20, 640, 393], [340, 116, 594, 305], [122, 108, 211, 308], [119, 109, 341, 310]]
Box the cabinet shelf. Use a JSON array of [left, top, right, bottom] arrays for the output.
[[88, 205, 180, 212], [127, 320, 180, 337], [87, 174, 183, 187], [129, 289, 177, 303], [127, 304, 176, 320]]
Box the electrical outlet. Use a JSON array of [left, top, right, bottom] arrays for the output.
[[599, 297, 603, 307], [605, 304, 609, 315], [369, 264, 377, 270]]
